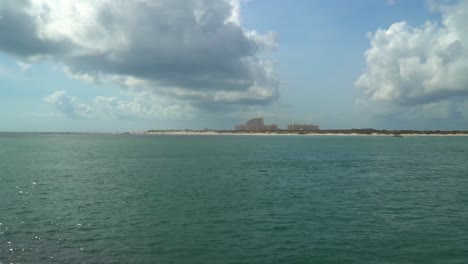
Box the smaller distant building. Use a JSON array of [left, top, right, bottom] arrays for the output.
[[265, 124, 279, 131], [235, 124, 247, 131], [287, 124, 319, 131]]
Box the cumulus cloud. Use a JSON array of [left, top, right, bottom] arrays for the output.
[[0, 0, 278, 112], [45, 90, 196, 120], [355, 0, 468, 128], [356, 1, 468, 106], [44, 90, 92, 118], [93, 92, 196, 120]]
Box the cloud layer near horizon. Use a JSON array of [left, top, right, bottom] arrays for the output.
[[44, 90, 195, 120], [0, 0, 278, 116]]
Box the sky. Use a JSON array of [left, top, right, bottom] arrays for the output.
[[1, 0, 468, 132]]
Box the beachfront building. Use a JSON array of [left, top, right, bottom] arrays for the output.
[[287, 124, 319, 131], [246, 118, 265, 131], [235, 118, 278, 131]]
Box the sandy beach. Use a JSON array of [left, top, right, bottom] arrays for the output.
[[136, 131, 468, 137]]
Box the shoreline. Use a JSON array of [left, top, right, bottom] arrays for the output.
[[4, 131, 465, 137], [136, 131, 468, 137]]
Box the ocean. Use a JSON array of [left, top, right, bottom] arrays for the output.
[[1, 133, 467, 263]]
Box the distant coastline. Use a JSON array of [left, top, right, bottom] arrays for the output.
[[138, 129, 468, 136], [2, 130, 467, 136]]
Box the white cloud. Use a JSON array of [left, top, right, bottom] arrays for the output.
[[63, 66, 99, 84], [356, 1, 468, 106], [45, 90, 196, 120], [93, 91, 196, 120], [1, 0, 278, 112], [17, 61, 32, 71], [44, 90, 91, 118], [355, 1, 468, 126]]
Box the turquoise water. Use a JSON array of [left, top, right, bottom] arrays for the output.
[[1, 133, 468, 263]]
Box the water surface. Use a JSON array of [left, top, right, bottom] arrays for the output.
[[1, 134, 467, 263]]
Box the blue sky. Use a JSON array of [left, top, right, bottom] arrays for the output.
[[1, 0, 467, 132]]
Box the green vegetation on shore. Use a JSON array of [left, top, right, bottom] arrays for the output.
[[146, 129, 468, 135]]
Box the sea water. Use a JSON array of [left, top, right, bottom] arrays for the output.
[[1, 133, 468, 263]]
